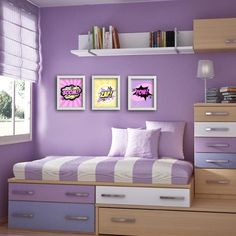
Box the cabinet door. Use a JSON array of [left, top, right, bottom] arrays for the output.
[[194, 18, 236, 52]]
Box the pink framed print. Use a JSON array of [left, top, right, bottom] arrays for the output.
[[128, 76, 157, 111], [57, 75, 86, 110]]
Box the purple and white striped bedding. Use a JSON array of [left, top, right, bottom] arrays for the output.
[[13, 156, 193, 185]]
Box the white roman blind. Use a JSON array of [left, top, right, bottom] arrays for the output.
[[0, 0, 40, 82]]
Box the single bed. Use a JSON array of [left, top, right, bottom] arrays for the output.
[[13, 156, 193, 185]]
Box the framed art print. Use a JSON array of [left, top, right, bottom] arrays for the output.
[[57, 75, 85, 110], [128, 76, 157, 111], [92, 75, 120, 110]]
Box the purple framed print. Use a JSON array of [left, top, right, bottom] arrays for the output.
[[57, 75, 86, 110], [128, 76, 157, 111]]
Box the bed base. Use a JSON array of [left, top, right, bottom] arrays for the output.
[[7, 177, 236, 236]]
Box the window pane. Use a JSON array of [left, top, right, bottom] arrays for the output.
[[15, 80, 31, 135], [0, 78, 14, 136]]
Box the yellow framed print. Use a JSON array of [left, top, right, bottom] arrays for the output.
[[92, 75, 120, 110]]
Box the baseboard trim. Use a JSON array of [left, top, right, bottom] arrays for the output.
[[0, 217, 7, 225]]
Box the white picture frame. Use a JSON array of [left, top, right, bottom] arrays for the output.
[[128, 75, 157, 111], [92, 75, 120, 110], [57, 75, 86, 110]]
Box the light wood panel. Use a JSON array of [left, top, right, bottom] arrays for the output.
[[8, 177, 193, 189], [195, 168, 236, 195], [98, 207, 236, 236], [194, 18, 236, 52], [194, 105, 236, 122]]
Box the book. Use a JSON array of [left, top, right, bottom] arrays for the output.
[[221, 100, 236, 103], [220, 86, 236, 93], [166, 31, 175, 47], [102, 27, 106, 49], [149, 32, 153, 47], [109, 25, 113, 49], [112, 26, 120, 49], [222, 92, 236, 96], [157, 30, 161, 47]]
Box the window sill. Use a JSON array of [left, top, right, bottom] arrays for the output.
[[0, 134, 32, 146]]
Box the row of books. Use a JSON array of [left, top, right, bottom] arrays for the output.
[[220, 86, 236, 103], [88, 26, 120, 50], [206, 86, 236, 103], [149, 30, 175, 48]]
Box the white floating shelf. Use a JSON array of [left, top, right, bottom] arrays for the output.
[[71, 30, 194, 57]]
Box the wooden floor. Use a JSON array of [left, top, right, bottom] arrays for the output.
[[0, 225, 87, 236]]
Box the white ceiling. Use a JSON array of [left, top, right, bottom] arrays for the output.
[[28, 0, 173, 8]]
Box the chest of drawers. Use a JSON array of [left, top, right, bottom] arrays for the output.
[[194, 103, 236, 199]]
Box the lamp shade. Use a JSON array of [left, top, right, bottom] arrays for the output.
[[197, 60, 214, 79]]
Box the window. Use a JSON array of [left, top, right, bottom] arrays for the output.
[[0, 76, 32, 145]]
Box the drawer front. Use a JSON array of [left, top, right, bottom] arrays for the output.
[[8, 201, 94, 233], [195, 137, 236, 153], [9, 183, 95, 203], [96, 186, 190, 207], [99, 207, 236, 236], [194, 106, 236, 122], [194, 122, 236, 137], [195, 153, 236, 168], [195, 169, 236, 195]]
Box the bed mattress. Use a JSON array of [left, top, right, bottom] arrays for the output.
[[13, 156, 193, 185]]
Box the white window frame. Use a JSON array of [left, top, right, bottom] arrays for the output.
[[0, 80, 32, 145]]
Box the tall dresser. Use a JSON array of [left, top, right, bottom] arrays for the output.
[[194, 103, 236, 199]]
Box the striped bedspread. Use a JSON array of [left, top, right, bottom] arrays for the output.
[[13, 156, 193, 185]]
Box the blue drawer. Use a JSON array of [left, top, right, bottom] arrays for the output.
[[8, 201, 94, 233], [195, 153, 236, 169]]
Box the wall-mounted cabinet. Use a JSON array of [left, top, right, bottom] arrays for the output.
[[71, 29, 193, 57], [194, 18, 236, 52]]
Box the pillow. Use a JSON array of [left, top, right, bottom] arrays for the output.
[[146, 121, 185, 159], [108, 128, 128, 156], [125, 128, 161, 159]]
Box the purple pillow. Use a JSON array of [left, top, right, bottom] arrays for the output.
[[146, 121, 185, 159], [125, 128, 161, 159], [108, 128, 128, 157]]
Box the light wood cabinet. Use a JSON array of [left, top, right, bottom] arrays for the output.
[[194, 18, 236, 52]]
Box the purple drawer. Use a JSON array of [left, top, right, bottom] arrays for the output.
[[195, 137, 236, 153], [9, 201, 94, 233], [9, 183, 95, 203], [195, 153, 236, 169]]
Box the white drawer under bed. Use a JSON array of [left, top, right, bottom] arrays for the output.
[[96, 186, 191, 207]]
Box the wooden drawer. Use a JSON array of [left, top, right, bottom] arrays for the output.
[[96, 186, 191, 207], [8, 201, 95, 233], [9, 183, 95, 203], [194, 122, 236, 137], [98, 207, 236, 236], [195, 137, 236, 153], [195, 169, 236, 195], [194, 106, 236, 122], [195, 153, 236, 169], [194, 18, 236, 52]]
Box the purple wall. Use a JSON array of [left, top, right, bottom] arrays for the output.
[[37, 0, 236, 162], [0, 142, 34, 219]]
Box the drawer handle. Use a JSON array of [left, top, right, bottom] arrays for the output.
[[206, 180, 230, 185], [206, 160, 230, 164], [65, 192, 89, 197], [12, 213, 34, 219], [205, 112, 229, 116], [101, 194, 126, 198], [160, 196, 185, 200], [225, 39, 236, 44], [65, 215, 89, 221], [207, 143, 230, 148], [12, 190, 35, 195], [111, 217, 136, 224], [205, 127, 229, 132]]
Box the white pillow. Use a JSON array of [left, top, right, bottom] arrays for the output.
[[125, 128, 161, 159], [108, 128, 128, 157]]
